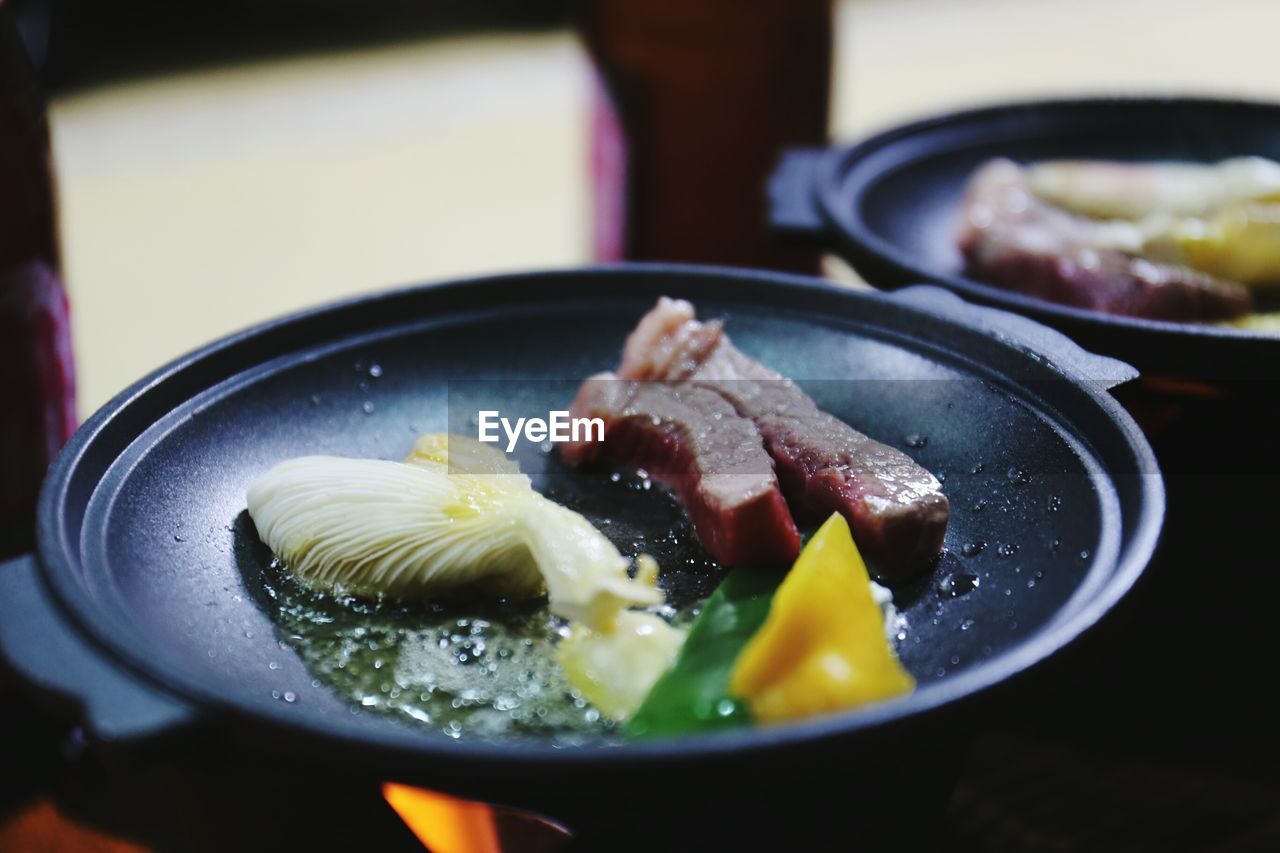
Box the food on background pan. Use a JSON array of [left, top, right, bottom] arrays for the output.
[[959, 157, 1280, 326], [565, 298, 949, 582], [958, 159, 1254, 321], [1225, 312, 1280, 332], [1027, 157, 1280, 224], [1028, 158, 1280, 288], [246, 299, 940, 739]]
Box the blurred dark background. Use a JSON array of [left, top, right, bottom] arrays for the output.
[[9, 0, 573, 90]]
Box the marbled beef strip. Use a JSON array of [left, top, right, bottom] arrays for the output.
[[563, 373, 801, 567], [617, 298, 949, 582], [958, 159, 1252, 321]]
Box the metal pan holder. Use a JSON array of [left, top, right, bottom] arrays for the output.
[[888, 285, 1139, 390], [766, 147, 830, 242], [0, 554, 198, 746]]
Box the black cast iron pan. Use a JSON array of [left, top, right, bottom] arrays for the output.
[[0, 265, 1162, 847], [768, 97, 1280, 382]]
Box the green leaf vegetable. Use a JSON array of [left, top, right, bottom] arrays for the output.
[[624, 565, 782, 738]]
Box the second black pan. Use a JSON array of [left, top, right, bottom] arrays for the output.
[[769, 97, 1280, 381], [0, 265, 1161, 846]]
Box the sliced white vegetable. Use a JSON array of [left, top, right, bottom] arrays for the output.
[[245, 434, 660, 629], [557, 611, 687, 721], [1029, 157, 1280, 220]]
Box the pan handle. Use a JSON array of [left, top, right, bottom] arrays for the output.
[[890, 285, 1140, 390], [766, 147, 830, 241], [0, 554, 200, 745]]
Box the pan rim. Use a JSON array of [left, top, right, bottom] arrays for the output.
[[33, 263, 1165, 770]]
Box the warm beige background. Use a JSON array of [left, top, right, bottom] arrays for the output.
[[51, 0, 1280, 416]]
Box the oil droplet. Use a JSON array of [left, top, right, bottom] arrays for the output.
[[368, 363, 383, 379], [960, 618, 975, 631], [960, 541, 986, 558], [283, 691, 297, 703], [904, 433, 928, 449], [1049, 538, 1061, 554], [938, 572, 980, 598], [1079, 549, 1090, 560], [362, 401, 376, 415]]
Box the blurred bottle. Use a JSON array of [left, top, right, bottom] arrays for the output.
[[0, 4, 75, 560], [581, 0, 833, 273]]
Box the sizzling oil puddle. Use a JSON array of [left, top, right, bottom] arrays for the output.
[[257, 563, 610, 743], [247, 465, 720, 744]]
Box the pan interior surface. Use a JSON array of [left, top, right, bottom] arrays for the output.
[[47, 273, 1143, 763]]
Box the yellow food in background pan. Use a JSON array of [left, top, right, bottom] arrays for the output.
[[1030, 158, 1280, 288]]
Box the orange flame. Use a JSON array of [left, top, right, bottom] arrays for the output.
[[382, 783, 501, 853]]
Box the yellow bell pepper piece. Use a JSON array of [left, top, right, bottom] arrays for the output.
[[1222, 311, 1280, 333], [729, 513, 914, 724], [1148, 202, 1280, 287]]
